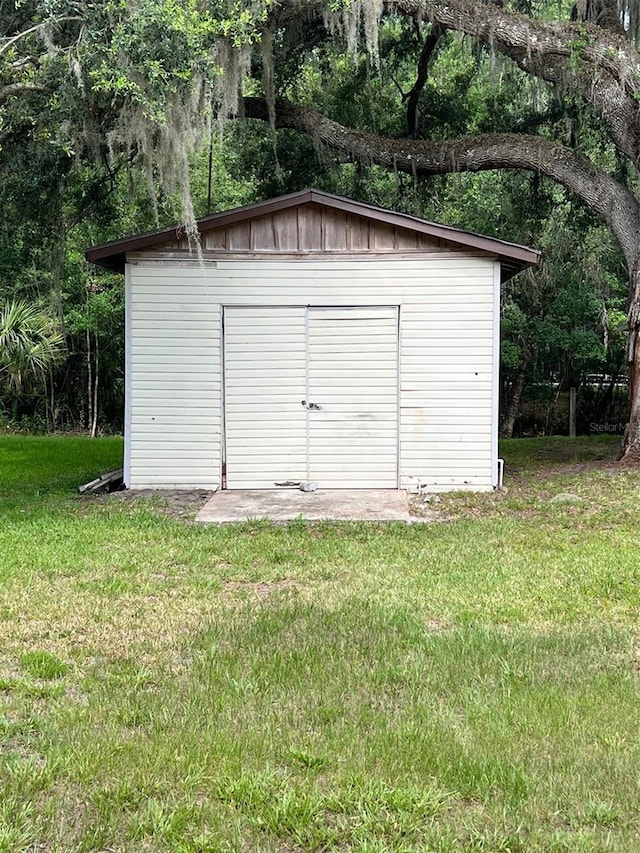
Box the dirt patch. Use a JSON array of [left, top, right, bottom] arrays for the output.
[[101, 488, 214, 520], [0, 737, 46, 768], [407, 494, 446, 522], [424, 617, 451, 631], [0, 579, 222, 665], [221, 579, 298, 599], [608, 448, 640, 469], [509, 458, 625, 478]]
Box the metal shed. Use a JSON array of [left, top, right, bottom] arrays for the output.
[[87, 189, 539, 492]]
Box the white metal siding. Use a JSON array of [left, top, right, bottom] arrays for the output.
[[399, 265, 494, 490], [307, 307, 398, 488], [127, 256, 496, 491], [127, 268, 221, 488], [224, 307, 307, 488]]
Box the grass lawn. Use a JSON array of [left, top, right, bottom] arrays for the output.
[[0, 434, 639, 851]]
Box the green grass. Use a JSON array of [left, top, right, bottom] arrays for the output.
[[0, 433, 639, 851], [20, 651, 69, 680]]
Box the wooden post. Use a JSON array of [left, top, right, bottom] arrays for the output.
[[569, 387, 576, 438]]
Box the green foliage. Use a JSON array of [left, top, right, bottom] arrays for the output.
[[502, 303, 528, 369], [65, 281, 124, 339], [88, 0, 219, 114], [0, 300, 65, 395], [0, 0, 635, 434]]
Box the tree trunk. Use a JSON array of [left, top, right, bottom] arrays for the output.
[[44, 369, 50, 432], [404, 24, 445, 137], [597, 363, 622, 423], [49, 366, 55, 431], [86, 328, 92, 434], [275, 0, 640, 165], [500, 350, 530, 438], [90, 333, 99, 438], [545, 365, 568, 436], [622, 265, 640, 454]]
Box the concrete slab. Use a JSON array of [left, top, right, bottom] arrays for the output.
[[195, 489, 411, 524]]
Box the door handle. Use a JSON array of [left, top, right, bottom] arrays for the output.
[[301, 401, 321, 410]]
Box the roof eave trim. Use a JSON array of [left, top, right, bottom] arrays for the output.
[[85, 188, 540, 271]]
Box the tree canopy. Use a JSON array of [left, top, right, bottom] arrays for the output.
[[0, 0, 637, 441]]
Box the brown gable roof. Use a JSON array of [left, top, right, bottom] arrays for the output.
[[86, 188, 539, 280]]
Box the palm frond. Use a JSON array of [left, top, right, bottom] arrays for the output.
[[0, 300, 66, 394]]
